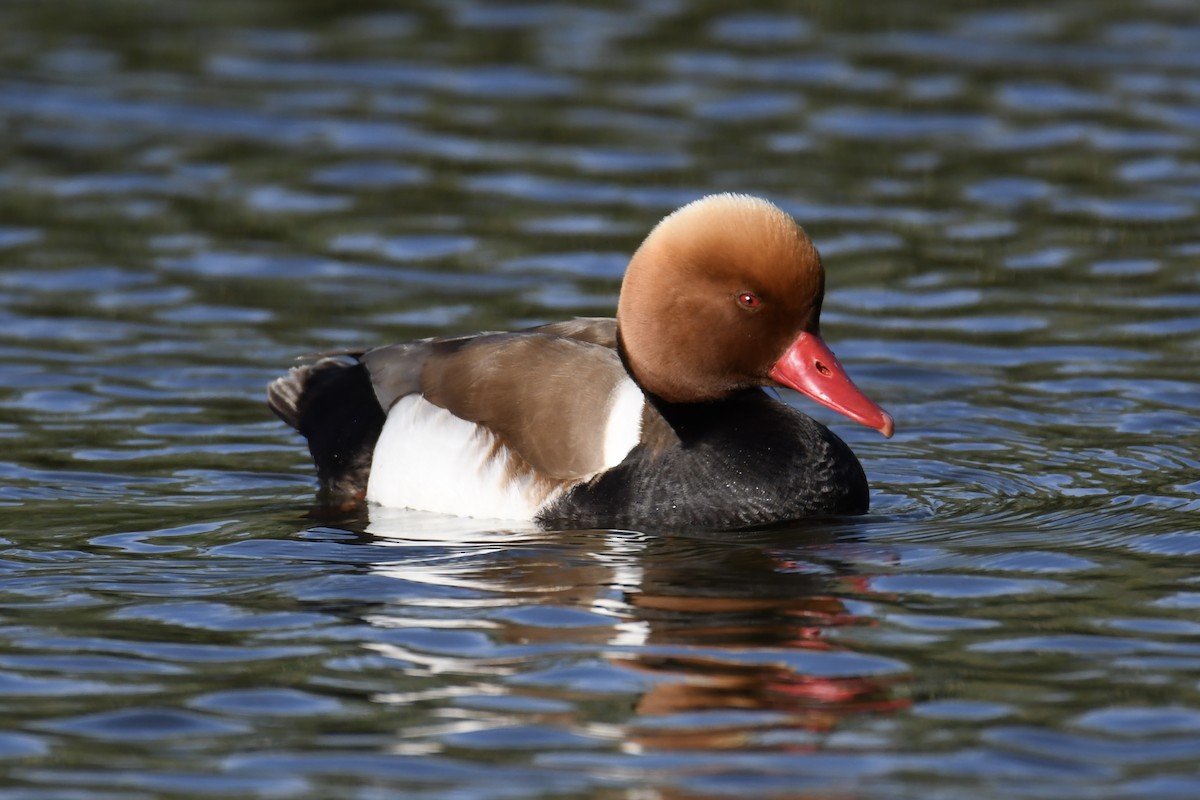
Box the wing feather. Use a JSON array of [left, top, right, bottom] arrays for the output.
[[361, 318, 634, 480]]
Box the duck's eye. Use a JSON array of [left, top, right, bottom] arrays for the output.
[[737, 292, 762, 309]]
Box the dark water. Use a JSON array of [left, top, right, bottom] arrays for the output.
[[2, 1, 1199, 797]]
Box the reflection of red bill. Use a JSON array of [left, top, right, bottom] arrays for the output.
[[767, 674, 909, 709]]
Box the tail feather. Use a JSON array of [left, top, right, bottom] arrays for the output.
[[267, 358, 386, 508], [266, 365, 309, 430]]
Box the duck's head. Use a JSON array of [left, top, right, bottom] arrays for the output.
[[617, 193, 893, 437]]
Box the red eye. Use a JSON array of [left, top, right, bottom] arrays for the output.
[[737, 292, 761, 309]]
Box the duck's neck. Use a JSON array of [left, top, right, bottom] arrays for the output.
[[617, 329, 754, 439], [642, 387, 769, 443]]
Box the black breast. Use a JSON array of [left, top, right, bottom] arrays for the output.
[[538, 390, 869, 530]]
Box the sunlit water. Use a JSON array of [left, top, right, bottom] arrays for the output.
[[1, 1, 1199, 797]]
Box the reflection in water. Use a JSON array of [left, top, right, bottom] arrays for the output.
[[626, 541, 909, 748], [365, 511, 909, 753]]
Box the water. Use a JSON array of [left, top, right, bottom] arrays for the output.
[[1, 0, 1199, 796]]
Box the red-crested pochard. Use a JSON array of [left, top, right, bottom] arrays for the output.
[[268, 193, 893, 529]]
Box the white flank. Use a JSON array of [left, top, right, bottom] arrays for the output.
[[602, 377, 644, 468], [366, 396, 559, 520]]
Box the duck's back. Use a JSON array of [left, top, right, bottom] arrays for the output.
[[267, 318, 646, 515]]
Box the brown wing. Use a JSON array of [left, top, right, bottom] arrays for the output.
[[360, 318, 633, 480], [528, 317, 618, 348]]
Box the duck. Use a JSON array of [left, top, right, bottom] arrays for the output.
[[268, 193, 893, 530]]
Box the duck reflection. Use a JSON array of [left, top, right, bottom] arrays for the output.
[[362, 509, 908, 749], [615, 534, 908, 748]]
